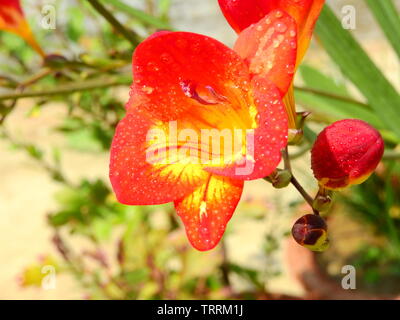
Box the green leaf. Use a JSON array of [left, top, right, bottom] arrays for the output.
[[300, 65, 349, 96], [315, 5, 400, 138], [366, 0, 400, 59], [296, 65, 384, 129], [303, 124, 317, 144], [104, 0, 172, 30], [66, 7, 85, 42], [125, 269, 150, 285]]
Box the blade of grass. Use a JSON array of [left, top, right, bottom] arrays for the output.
[[295, 65, 384, 129], [315, 5, 400, 139], [366, 0, 400, 59]]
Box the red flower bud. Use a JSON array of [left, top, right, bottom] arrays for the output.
[[311, 119, 384, 190]]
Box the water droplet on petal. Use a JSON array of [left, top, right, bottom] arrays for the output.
[[142, 86, 154, 94], [276, 22, 287, 33]]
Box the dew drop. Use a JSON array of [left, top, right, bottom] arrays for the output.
[[142, 86, 154, 94], [160, 53, 172, 64], [276, 22, 287, 33], [147, 62, 159, 72]]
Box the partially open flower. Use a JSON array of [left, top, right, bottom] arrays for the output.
[[291, 214, 329, 252], [0, 0, 45, 56], [218, 0, 325, 131], [311, 119, 384, 190]]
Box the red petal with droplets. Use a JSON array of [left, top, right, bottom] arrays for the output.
[[205, 76, 288, 180], [219, 0, 325, 65], [109, 110, 210, 205], [218, 0, 271, 34], [311, 119, 384, 190], [234, 10, 297, 95], [128, 31, 251, 121], [175, 174, 244, 251]]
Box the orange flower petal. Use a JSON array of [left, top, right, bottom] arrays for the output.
[[218, 0, 325, 66], [175, 174, 244, 251], [125, 31, 288, 181], [281, 0, 325, 65], [109, 110, 209, 205], [234, 10, 297, 96], [205, 76, 288, 180], [0, 0, 45, 57], [128, 31, 251, 121]]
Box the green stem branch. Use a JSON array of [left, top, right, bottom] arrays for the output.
[[0, 76, 131, 101], [290, 175, 319, 215]]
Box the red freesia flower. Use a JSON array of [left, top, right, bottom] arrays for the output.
[[218, 0, 325, 130], [311, 119, 384, 190], [110, 10, 297, 251], [0, 0, 45, 56]]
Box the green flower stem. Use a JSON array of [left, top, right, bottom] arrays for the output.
[[284, 147, 319, 215], [290, 175, 319, 215], [86, 0, 141, 46], [0, 76, 131, 101], [19, 68, 52, 88], [265, 148, 319, 215]]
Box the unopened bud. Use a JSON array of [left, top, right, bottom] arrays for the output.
[[291, 214, 329, 252], [270, 169, 292, 189], [311, 119, 384, 190]]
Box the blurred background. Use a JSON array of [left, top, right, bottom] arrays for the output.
[[0, 0, 399, 299]]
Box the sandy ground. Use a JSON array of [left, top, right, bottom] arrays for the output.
[[0, 0, 399, 299]]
